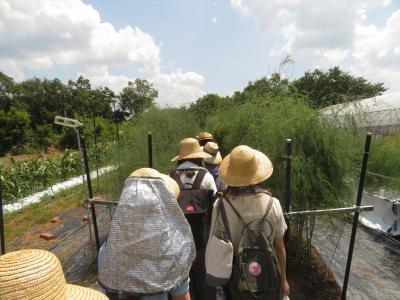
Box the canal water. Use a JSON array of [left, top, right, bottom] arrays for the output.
[[312, 216, 400, 300]]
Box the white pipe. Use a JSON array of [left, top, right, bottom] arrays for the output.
[[4, 165, 116, 213]]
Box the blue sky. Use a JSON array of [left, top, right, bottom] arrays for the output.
[[85, 0, 272, 94], [0, 0, 399, 106]]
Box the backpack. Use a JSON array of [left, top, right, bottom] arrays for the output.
[[170, 168, 215, 249], [222, 194, 282, 300]]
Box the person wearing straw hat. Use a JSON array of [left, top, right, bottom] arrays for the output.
[[196, 131, 215, 147], [170, 138, 217, 196], [203, 141, 226, 192], [98, 168, 195, 300], [170, 138, 217, 300], [207, 145, 289, 299], [0, 248, 108, 299]]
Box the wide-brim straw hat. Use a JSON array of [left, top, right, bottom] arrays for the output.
[[129, 168, 180, 198], [196, 131, 214, 142], [204, 141, 222, 165], [171, 138, 211, 162], [219, 145, 273, 187], [0, 249, 108, 300]]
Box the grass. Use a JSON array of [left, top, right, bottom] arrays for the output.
[[4, 185, 86, 242]]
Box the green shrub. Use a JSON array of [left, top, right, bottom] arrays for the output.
[[98, 107, 201, 200], [367, 135, 400, 189], [208, 95, 359, 208]]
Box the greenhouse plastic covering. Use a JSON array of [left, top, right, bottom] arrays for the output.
[[99, 177, 196, 294], [321, 93, 400, 134]]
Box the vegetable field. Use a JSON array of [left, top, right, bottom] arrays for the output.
[[0, 151, 80, 203]]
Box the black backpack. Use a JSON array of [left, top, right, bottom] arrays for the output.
[[170, 168, 215, 249], [221, 194, 282, 300]]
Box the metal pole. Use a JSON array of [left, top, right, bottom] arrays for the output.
[[115, 118, 121, 177], [116, 121, 120, 152], [0, 177, 5, 254], [81, 133, 101, 252], [287, 205, 373, 216], [75, 129, 87, 198], [92, 114, 100, 188], [341, 133, 372, 300], [148, 132, 153, 168], [284, 138, 292, 245]]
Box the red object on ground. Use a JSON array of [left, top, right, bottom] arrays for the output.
[[82, 214, 89, 221], [40, 233, 55, 240]]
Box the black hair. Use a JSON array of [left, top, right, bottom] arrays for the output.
[[177, 158, 203, 167], [223, 185, 272, 197], [199, 139, 214, 146]]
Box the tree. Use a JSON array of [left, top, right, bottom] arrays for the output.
[[119, 79, 158, 116], [232, 73, 294, 104], [293, 67, 387, 108], [0, 72, 16, 111], [189, 94, 231, 126], [91, 87, 114, 119], [0, 108, 31, 154]]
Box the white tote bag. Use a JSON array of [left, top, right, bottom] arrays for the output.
[[205, 198, 233, 287]]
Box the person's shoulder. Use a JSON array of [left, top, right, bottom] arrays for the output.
[[256, 193, 282, 207], [198, 167, 214, 178]]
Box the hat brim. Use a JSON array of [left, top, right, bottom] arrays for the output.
[[67, 284, 108, 299], [219, 150, 273, 187], [171, 151, 211, 162], [204, 151, 222, 164]]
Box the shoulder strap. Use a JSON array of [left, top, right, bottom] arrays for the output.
[[225, 193, 273, 228], [169, 170, 184, 189], [224, 196, 246, 224], [192, 169, 207, 189], [258, 195, 274, 226], [219, 198, 232, 242]]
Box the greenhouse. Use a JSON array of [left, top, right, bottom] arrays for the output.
[[321, 93, 400, 135]]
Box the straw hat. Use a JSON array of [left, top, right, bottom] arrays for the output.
[[204, 142, 222, 165], [197, 131, 214, 142], [129, 168, 180, 198], [0, 249, 108, 300], [219, 145, 273, 187], [171, 138, 211, 162]]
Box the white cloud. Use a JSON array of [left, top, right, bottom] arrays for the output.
[[230, 0, 400, 91], [350, 9, 400, 91], [81, 65, 205, 107], [0, 59, 25, 81], [0, 0, 205, 105]]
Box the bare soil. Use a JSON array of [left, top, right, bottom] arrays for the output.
[[0, 146, 65, 165], [287, 236, 341, 300]]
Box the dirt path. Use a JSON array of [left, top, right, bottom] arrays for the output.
[[6, 205, 111, 282]]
